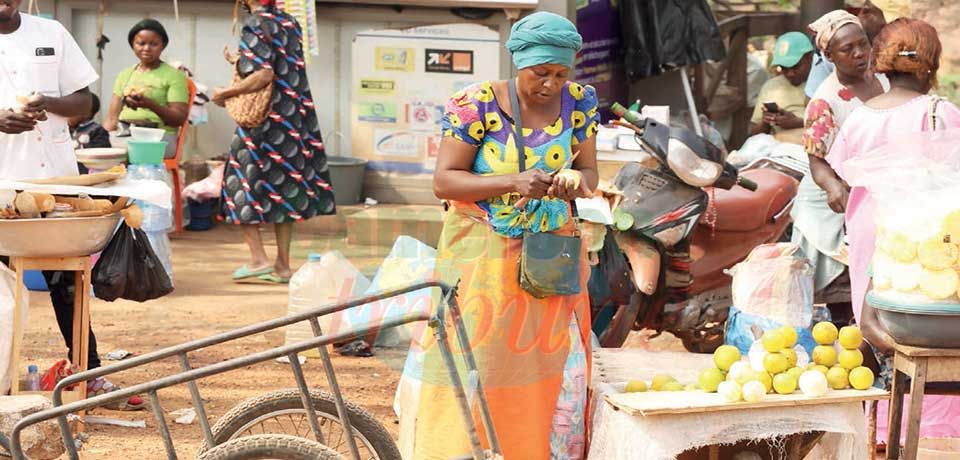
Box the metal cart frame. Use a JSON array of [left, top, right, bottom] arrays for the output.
[[3, 280, 502, 460]]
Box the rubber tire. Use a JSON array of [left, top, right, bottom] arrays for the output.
[[197, 434, 343, 460], [678, 327, 725, 354], [199, 389, 400, 460], [597, 293, 645, 348]]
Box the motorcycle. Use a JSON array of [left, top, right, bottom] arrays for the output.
[[589, 103, 801, 352]]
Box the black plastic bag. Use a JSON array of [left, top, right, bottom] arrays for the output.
[[92, 222, 173, 302], [620, 0, 726, 80]]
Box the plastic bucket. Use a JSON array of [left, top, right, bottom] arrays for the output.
[[127, 140, 167, 165], [327, 156, 367, 205], [919, 438, 960, 460]]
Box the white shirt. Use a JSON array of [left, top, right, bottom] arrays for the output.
[[0, 13, 98, 180]]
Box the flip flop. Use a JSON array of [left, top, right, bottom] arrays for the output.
[[257, 273, 290, 284], [232, 265, 274, 280]]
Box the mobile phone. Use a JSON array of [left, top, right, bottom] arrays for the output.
[[763, 102, 781, 113]]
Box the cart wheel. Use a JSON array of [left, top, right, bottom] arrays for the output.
[[197, 434, 342, 460], [199, 389, 400, 460]]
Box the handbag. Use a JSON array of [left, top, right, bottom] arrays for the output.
[[508, 79, 583, 298], [223, 51, 274, 128]]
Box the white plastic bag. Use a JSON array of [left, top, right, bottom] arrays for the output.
[[1, 262, 28, 394], [843, 129, 960, 305], [729, 243, 814, 327]]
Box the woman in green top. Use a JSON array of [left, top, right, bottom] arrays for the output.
[[103, 19, 189, 157]]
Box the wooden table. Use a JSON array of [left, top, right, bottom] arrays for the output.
[[885, 343, 960, 460], [8, 256, 91, 405]]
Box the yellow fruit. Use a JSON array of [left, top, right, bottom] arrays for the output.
[[827, 366, 850, 390], [918, 238, 959, 270], [651, 374, 677, 391], [885, 233, 918, 262], [838, 326, 863, 350], [773, 373, 799, 395], [787, 367, 805, 381], [777, 326, 799, 348], [713, 345, 741, 371], [780, 348, 798, 368], [812, 345, 838, 367], [763, 353, 789, 375], [838, 349, 864, 370], [849, 367, 876, 390], [742, 381, 766, 402], [761, 330, 786, 352], [812, 322, 839, 345], [661, 381, 685, 391], [892, 262, 923, 292], [684, 383, 699, 391], [799, 370, 829, 397], [919, 268, 959, 300], [625, 379, 647, 393], [752, 371, 774, 393], [812, 365, 830, 376], [718, 381, 742, 403], [941, 210, 960, 242], [698, 368, 725, 393]]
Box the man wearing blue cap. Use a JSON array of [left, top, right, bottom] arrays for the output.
[[750, 32, 815, 135]]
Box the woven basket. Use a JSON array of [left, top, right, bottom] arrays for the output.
[[225, 68, 273, 129]]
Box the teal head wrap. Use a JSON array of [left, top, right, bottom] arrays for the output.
[[505, 12, 583, 70]]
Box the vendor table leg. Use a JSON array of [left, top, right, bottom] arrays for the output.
[[10, 258, 25, 394], [887, 369, 907, 460], [787, 434, 803, 460], [903, 360, 927, 460], [708, 445, 719, 460], [868, 400, 878, 459]]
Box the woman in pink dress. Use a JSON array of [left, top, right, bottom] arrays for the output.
[[827, 17, 960, 443]]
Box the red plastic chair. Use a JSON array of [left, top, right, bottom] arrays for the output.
[[165, 78, 197, 234]]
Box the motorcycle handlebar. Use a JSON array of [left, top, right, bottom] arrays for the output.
[[737, 176, 758, 192]]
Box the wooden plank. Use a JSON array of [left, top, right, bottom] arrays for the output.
[[886, 370, 907, 460], [903, 360, 927, 460], [18, 256, 88, 271], [895, 343, 960, 358], [604, 387, 889, 417], [924, 357, 960, 382], [868, 400, 878, 460]]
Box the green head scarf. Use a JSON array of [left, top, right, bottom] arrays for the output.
[[505, 12, 583, 70]]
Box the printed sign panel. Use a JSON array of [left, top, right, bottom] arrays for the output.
[[425, 49, 474, 74]]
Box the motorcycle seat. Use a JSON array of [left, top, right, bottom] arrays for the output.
[[702, 168, 797, 232]]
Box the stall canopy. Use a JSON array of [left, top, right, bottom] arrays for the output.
[[620, 0, 726, 81]]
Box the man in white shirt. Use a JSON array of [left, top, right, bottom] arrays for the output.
[[0, 0, 141, 409]]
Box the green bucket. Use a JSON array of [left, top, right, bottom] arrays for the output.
[[127, 140, 167, 165]]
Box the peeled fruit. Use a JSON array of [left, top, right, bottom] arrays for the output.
[[777, 326, 799, 348], [728, 361, 752, 385], [942, 210, 960, 242], [625, 379, 647, 393], [661, 381, 685, 391], [885, 233, 918, 262], [698, 367, 725, 393], [773, 372, 799, 395], [812, 345, 838, 367], [742, 381, 766, 402], [838, 326, 863, 350], [651, 374, 677, 391], [713, 345, 742, 371], [873, 253, 895, 290], [919, 268, 959, 300], [849, 366, 875, 390], [918, 239, 959, 270], [799, 370, 829, 397], [752, 371, 773, 393], [812, 322, 839, 345], [892, 262, 923, 292], [718, 381, 742, 403], [763, 353, 789, 375], [838, 349, 864, 370], [761, 330, 786, 353], [780, 348, 798, 368], [827, 366, 850, 390]]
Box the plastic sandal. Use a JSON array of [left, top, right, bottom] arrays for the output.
[[231, 265, 274, 280]]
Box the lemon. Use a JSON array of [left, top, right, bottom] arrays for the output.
[[614, 209, 634, 231], [838, 349, 864, 370], [698, 368, 725, 393], [811, 364, 830, 376], [787, 367, 805, 381], [780, 348, 798, 368], [761, 330, 786, 352], [713, 345, 742, 372], [812, 345, 838, 367], [763, 352, 789, 375], [849, 366, 875, 390], [661, 381, 685, 391], [812, 322, 839, 345], [777, 326, 799, 348], [684, 383, 700, 391], [718, 381, 742, 403], [752, 371, 773, 393], [651, 374, 677, 391], [625, 379, 648, 393], [827, 366, 850, 390], [773, 373, 799, 395], [799, 370, 829, 397], [742, 381, 766, 402], [838, 326, 863, 350]]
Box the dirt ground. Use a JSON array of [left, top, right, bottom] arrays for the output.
[[19, 219, 682, 459]]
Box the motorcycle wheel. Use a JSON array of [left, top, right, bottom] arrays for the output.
[[596, 293, 647, 348], [676, 327, 726, 354]]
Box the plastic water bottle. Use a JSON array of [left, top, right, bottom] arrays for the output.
[[26, 365, 40, 391], [144, 230, 174, 284], [127, 164, 175, 285]]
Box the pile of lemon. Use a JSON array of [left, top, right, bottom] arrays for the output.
[[873, 210, 960, 301]]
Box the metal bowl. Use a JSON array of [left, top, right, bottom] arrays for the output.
[[0, 214, 121, 257], [868, 291, 960, 348]]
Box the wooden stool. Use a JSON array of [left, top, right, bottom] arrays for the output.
[[8, 256, 91, 404], [885, 343, 960, 460]]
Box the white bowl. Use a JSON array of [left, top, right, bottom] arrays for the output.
[[130, 126, 166, 142], [76, 148, 127, 170], [0, 214, 121, 257]]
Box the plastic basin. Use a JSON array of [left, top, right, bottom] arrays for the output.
[[128, 140, 167, 165], [919, 438, 960, 460], [868, 292, 960, 348], [0, 214, 120, 257], [327, 156, 367, 205], [130, 126, 166, 142]]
